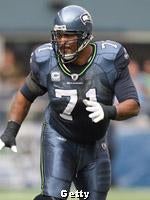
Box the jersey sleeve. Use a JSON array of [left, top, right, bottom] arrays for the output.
[[114, 46, 140, 103], [20, 43, 53, 102], [20, 72, 47, 102], [29, 51, 46, 88], [29, 43, 52, 88], [114, 45, 130, 71]]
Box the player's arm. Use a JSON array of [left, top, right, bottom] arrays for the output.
[[114, 69, 140, 121], [0, 72, 47, 152], [115, 99, 139, 120], [113, 47, 140, 120], [0, 90, 32, 152], [9, 90, 32, 124]]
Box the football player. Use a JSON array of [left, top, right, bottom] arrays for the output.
[[0, 5, 140, 200]]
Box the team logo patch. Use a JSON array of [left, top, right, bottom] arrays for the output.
[[51, 71, 60, 81], [71, 74, 79, 81], [80, 13, 92, 25]]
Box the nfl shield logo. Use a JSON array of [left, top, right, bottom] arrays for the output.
[[51, 71, 60, 81]]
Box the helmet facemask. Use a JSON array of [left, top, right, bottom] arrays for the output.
[[51, 30, 93, 63]]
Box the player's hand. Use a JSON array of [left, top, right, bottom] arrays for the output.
[[83, 99, 104, 123], [0, 139, 17, 152], [83, 99, 117, 123], [0, 121, 20, 152]]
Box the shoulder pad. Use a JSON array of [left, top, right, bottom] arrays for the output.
[[96, 40, 122, 60], [33, 43, 53, 63]]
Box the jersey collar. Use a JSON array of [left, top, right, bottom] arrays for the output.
[[57, 43, 97, 81]]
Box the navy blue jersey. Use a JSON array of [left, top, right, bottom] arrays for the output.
[[23, 40, 138, 144]]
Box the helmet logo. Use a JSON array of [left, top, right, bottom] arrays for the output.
[[54, 25, 67, 31], [80, 13, 92, 25]]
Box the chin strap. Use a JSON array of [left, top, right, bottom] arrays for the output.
[[78, 34, 93, 52]]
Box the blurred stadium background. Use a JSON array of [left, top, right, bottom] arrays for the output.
[[0, 0, 150, 199]]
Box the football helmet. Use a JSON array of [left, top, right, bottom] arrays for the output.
[[51, 5, 93, 63]]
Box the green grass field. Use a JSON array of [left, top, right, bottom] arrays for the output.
[[0, 188, 150, 200]]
